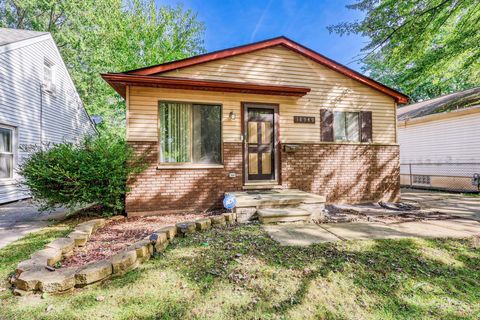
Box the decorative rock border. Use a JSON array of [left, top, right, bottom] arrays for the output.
[[12, 212, 237, 295]]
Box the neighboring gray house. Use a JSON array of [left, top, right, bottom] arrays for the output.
[[0, 28, 97, 204]]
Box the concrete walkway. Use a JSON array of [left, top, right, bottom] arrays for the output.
[[401, 188, 480, 221], [264, 189, 480, 246], [0, 200, 66, 249], [264, 219, 480, 246]]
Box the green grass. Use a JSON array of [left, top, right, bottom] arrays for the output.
[[463, 193, 480, 198], [1, 223, 480, 320], [0, 223, 72, 288]]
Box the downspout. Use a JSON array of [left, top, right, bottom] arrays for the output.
[[39, 84, 43, 150], [394, 101, 398, 144], [401, 118, 411, 186]]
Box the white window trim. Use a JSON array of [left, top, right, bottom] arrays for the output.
[[43, 58, 57, 94], [0, 124, 17, 184]]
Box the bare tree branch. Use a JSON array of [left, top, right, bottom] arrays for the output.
[[47, 4, 55, 31]]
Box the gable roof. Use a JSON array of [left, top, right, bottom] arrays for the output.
[[0, 28, 48, 46], [397, 87, 480, 121], [0, 28, 98, 133], [118, 36, 408, 104]]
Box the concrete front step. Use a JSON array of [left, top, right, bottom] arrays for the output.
[[228, 189, 325, 208], [257, 208, 311, 224], [228, 189, 326, 223]]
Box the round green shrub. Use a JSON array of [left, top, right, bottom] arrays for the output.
[[18, 135, 148, 215]]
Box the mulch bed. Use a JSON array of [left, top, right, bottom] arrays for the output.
[[61, 212, 219, 268]]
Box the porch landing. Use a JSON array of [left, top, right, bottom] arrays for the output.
[[226, 189, 326, 223]]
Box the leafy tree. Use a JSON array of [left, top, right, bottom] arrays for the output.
[[0, 0, 205, 132], [328, 0, 480, 102]]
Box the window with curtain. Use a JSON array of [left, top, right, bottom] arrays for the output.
[[0, 126, 14, 179], [333, 111, 360, 142], [159, 102, 221, 164]]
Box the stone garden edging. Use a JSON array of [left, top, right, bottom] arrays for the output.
[[12, 212, 236, 295]]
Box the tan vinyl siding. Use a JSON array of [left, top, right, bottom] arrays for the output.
[[128, 45, 396, 144], [128, 87, 295, 142]]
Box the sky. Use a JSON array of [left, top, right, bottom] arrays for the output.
[[158, 0, 367, 71]]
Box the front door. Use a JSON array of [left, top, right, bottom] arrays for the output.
[[244, 104, 278, 181]]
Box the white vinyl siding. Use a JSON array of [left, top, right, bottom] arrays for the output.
[[398, 111, 480, 177], [0, 34, 96, 203], [398, 112, 480, 163]]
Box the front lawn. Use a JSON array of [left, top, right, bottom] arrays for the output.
[[1, 223, 479, 319], [464, 193, 480, 198]]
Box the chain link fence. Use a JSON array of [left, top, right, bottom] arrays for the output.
[[400, 163, 480, 193]]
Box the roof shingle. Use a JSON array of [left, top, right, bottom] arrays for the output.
[[0, 28, 48, 47], [397, 87, 480, 121]]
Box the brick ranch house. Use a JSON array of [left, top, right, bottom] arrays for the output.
[[102, 36, 409, 217]]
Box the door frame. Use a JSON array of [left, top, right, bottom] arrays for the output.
[[241, 102, 280, 184]]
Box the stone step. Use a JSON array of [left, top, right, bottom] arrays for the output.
[[228, 189, 326, 208], [257, 208, 311, 224], [229, 189, 326, 223]]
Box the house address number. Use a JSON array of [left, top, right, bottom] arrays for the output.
[[294, 116, 315, 124]]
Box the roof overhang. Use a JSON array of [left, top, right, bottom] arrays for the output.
[[101, 73, 311, 98], [397, 104, 480, 127], [0, 33, 51, 55]]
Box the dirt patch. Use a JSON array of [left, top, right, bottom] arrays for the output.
[[61, 213, 213, 268], [371, 211, 456, 224], [322, 205, 363, 223], [323, 203, 458, 225]]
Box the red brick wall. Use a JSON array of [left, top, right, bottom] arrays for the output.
[[126, 142, 243, 215], [126, 142, 399, 215], [281, 144, 400, 203]]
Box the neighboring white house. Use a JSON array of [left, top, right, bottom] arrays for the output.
[[397, 87, 480, 192], [0, 28, 97, 204]]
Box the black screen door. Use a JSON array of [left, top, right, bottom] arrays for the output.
[[246, 107, 275, 180]]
